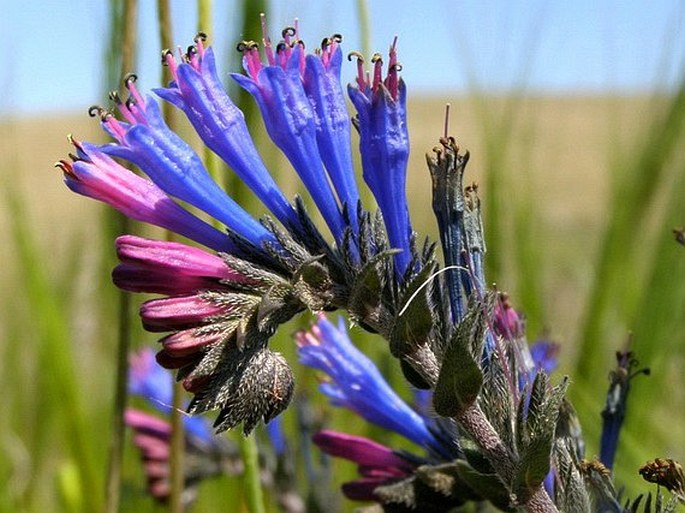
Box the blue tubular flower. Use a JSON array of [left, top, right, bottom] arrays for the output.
[[348, 41, 412, 275], [303, 35, 360, 228], [232, 30, 346, 242], [95, 77, 274, 247], [154, 37, 299, 230], [600, 351, 650, 470], [296, 315, 441, 455], [128, 348, 213, 443]]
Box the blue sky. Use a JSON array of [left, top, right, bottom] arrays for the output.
[[2, 1, 685, 116]]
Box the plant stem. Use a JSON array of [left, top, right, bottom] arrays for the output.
[[169, 381, 185, 513], [239, 435, 266, 513], [155, 1, 187, 511], [104, 1, 137, 512], [456, 403, 559, 512], [524, 486, 559, 513]]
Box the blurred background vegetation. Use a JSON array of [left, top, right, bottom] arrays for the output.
[[2, 1, 685, 512]]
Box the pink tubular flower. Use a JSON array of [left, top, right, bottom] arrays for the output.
[[113, 235, 250, 295], [140, 295, 232, 332], [58, 140, 231, 252], [312, 430, 413, 501]]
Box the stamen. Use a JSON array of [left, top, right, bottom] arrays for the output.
[[67, 133, 82, 151], [55, 159, 76, 178], [282, 26, 296, 45], [123, 73, 145, 111], [371, 53, 383, 92], [237, 40, 262, 79], [347, 51, 366, 90], [443, 104, 451, 139], [108, 91, 122, 105], [161, 49, 179, 82], [88, 105, 106, 118], [194, 32, 207, 56], [260, 13, 275, 65]]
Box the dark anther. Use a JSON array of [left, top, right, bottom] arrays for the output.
[[161, 48, 173, 65], [291, 39, 305, 50], [194, 32, 207, 43], [125, 96, 137, 109], [236, 40, 258, 53], [276, 41, 287, 53], [68, 153, 79, 162], [186, 45, 198, 58], [371, 53, 383, 64], [331, 33, 343, 43], [88, 105, 105, 118], [108, 91, 122, 104], [281, 26, 296, 38], [321, 37, 330, 50], [124, 73, 138, 87], [392, 63, 403, 72], [347, 51, 364, 63]]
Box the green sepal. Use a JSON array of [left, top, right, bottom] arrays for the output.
[[291, 256, 333, 311], [432, 302, 486, 417], [347, 250, 395, 330], [454, 460, 514, 512], [389, 261, 437, 357], [514, 374, 569, 500]]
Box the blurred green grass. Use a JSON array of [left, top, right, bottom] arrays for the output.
[[2, 5, 685, 513]]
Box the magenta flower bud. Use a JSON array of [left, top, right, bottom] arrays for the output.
[[312, 430, 412, 471], [494, 292, 524, 340], [160, 329, 227, 358], [140, 295, 229, 332], [125, 409, 173, 437], [113, 235, 249, 295]]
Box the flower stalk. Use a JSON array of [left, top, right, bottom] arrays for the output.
[[104, 2, 137, 512]]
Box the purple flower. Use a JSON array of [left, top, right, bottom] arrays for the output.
[[296, 315, 439, 452], [128, 348, 213, 443], [59, 23, 425, 435], [232, 24, 348, 241], [348, 40, 412, 275], [302, 34, 360, 228], [125, 408, 242, 505], [600, 351, 649, 470], [95, 77, 273, 247], [58, 140, 230, 252]]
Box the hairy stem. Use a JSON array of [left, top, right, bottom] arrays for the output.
[[456, 403, 515, 480], [524, 486, 559, 513], [456, 403, 559, 513]]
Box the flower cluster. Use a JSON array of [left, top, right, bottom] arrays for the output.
[[60, 16, 681, 513], [126, 349, 242, 505], [297, 314, 558, 509], [127, 348, 305, 511]]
